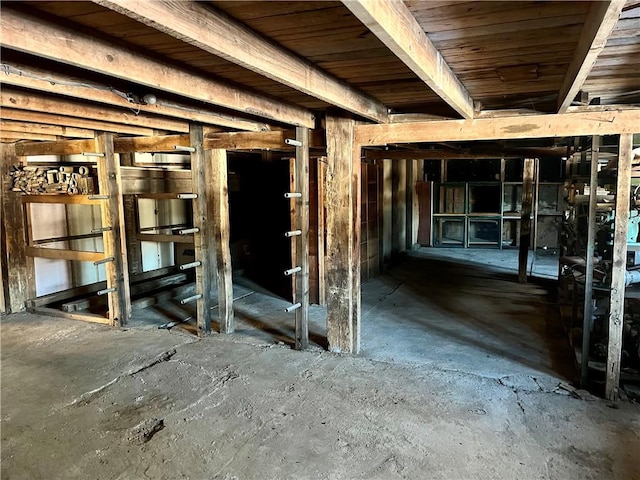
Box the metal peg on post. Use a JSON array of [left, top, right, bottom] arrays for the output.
[[91, 226, 112, 234], [285, 303, 302, 313], [94, 256, 115, 266], [284, 266, 302, 276], [284, 230, 302, 237], [178, 227, 200, 235], [82, 152, 105, 157], [285, 138, 303, 147], [177, 193, 198, 199], [97, 287, 117, 296], [174, 145, 196, 153], [179, 261, 202, 271], [180, 294, 202, 305], [88, 195, 109, 200], [284, 192, 302, 199]]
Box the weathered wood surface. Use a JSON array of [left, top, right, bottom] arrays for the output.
[[325, 115, 360, 353], [211, 149, 234, 334], [95, 133, 131, 326], [518, 158, 534, 283], [294, 126, 310, 350], [606, 133, 632, 401]]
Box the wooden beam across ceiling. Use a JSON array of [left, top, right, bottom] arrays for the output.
[[0, 63, 271, 132], [0, 7, 314, 128], [0, 120, 95, 139], [355, 109, 640, 145], [1, 87, 186, 134], [343, 0, 474, 119], [94, 0, 390, 124], [557, 0, 626, 113]]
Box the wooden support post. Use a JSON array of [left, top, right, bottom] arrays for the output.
[[382, 159, 393, 263], [519, 158, 535, 283], [95, 133, 131, 326], [294, 127, 310, 349], [190, 124, 215, 336], [407, 159, 422, 250], [606, 133, 633, 401], [0, 144, 33, 312], [325, 114, 360, 353], [581, 136, 600, 387], [392, 160, 407, 254], [211, 148, 234, 334], [317, 157, 327, 305]]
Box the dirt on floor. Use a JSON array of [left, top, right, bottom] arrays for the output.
[[1, 312, 639, 480]]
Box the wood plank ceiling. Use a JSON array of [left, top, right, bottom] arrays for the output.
[[0, 0, 638, 142]]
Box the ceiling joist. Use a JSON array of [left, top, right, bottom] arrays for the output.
[[343, 0, 475, 119], [0, 63, 272, 133], [557, 0, 626, 113], [0, 7, 315, 128], [94, 0, 390, 124]]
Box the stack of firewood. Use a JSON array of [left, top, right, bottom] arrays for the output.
[[10, 165, 95, 194]]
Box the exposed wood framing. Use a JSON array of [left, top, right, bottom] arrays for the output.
[[95, 133, 131, 326], [1, 7, 314, 128], [325, 115, 360, 353], [355, 109, 640, 145], [0, 120, 94, 139], [190, 124, 215, 336], [317, 157, 327, 306], [204, 131, 289, 150], [211, 149, 234, 334], [294, 127, 310, 350], [581, 135, 600, 387], [1, 62, 270, 132], [344, 0, 474, 119], [382, 159, 393, 262], [96, 0, 388, 123], [518, 159, 534, 283], [557, 1, 626, 113], [1, 89, 185, 134], [25, 246, 104, 263], [31, 306, 111, 325], [0, 144, 32, 312], [606, 133, 632, 401]]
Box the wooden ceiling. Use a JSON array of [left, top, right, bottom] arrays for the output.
[[0, 0, 638, 143]]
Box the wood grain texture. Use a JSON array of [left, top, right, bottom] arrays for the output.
[[519, 159, 534, 284], [294, 127, 310, 349]]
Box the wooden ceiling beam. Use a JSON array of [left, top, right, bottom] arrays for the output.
[[1, 63, 271, 132], [14, 135, 192, 156], [355, 109, 640, 145], [94, 0, 389, 124], [1, 7, 314, 128], [557, 0, 625, 113], [343, 0, 474, 119], [2, 108, 156, 137], [0, 120, 95, 139]]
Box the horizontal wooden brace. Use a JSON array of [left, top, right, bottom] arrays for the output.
[[355, 109, 640, 145], [21, 195, 102, 205], [26, 246, 105, 262]]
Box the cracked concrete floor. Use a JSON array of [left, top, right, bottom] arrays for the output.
[[1, 313, 639, 479]]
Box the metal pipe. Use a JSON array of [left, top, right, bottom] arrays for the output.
[[88, 195, 109, 200], [285, 138, 302, 147], [180, 294, 202, 305], [82, 152, 105, 157], [97, 287, 117, 296], [91, 226, 112, 234], [174, 145, 196, 152], [179, 261, 202, 271], [284, 230, 302, 237], [178, 227, 199, 235], [94, 256, 115, 266], [285, 303, 301, 313], [284, 266, 302, 276], [284, 192, 302, 198], [177, 193, 198, 199]]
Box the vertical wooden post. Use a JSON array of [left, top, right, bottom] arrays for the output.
[[0, 144, 32, 312], [211, 148, 234, 334], [294, 126, 310, 349], [605, 133, 632, 401], [408, 159, 422, 249], [382, 159, 393, 263], [392, 159, 407, 254], [190, 124, 214, 336], [325, 114, 360, 353], [519, 158, 534, 283], [317, 157, 327, 305], [581, 136, 600, 387], [95, 133, 131, 326], [118, 152, 143, 275]]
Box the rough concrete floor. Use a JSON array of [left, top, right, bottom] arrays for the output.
[[2, 252, 639, 479]]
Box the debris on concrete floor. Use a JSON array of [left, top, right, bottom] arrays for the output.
[[2, 314, 639, 480]]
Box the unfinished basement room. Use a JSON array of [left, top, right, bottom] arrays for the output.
[[1, 1, 639, 479]]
